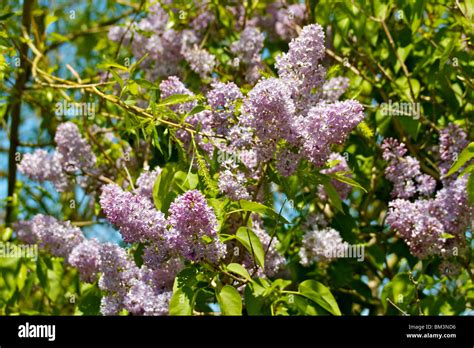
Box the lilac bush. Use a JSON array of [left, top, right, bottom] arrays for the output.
[[4, 0, 472, 319]]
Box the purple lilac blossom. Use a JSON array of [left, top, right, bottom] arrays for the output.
[[386, 176, 472, 259], [17, 150, 70, 192], [182, 46, 216, 78], [242, 78, 296, 161], [167, 190, 226, 262], [382, 138, 436, 198], [55, 122, 96, 174], [15, 214, 84, 258], [299, 228, 349, 265], [276, 24, 327, 111], [274, 3, 307, 41], [134, 167, 162, 199], [68, 238, 101, 283], [100, 184, 168, 244], [295, 100, 364, 167]]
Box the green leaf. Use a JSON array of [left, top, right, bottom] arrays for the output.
[[78, 285, 101, 315], [48, 32, 69, 43], [297, 280, 341, 316], [97, 62, 128, 71], [0, 12, 15, 21], [128, 80, 139, 95], [468, 173, 474, 203], [321, 179, 343, 213], [109, 69, 124, 89], [135, 78, 159, 90], [169, 287, 193, 315], [293, 295, 327, 316], [329, 172, 367, 193], [381, 273, 416, 313], [460, 163, 474, 177], [17, 263, 27, 291], [397, 116, 420, 141], [157, 94, 197, 108], [226, 263, 251, 281], [152, 164, 177, 212], [129, 54, 149, 74], [446, 142, 474, 177], [187, 105, 206, 116], [233, 200, 290, 224], [174, 170, 199, 191], [244, 283, 266, 315], [235, 227, 265, 268], [216, 285, 242, 315], [36, 257, 48, 289]]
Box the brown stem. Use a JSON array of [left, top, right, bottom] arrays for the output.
[[5, 0, 35, 226]]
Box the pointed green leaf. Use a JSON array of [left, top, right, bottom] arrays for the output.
[[235, 227, 265, 268], [298, 280, 341, 316], [216, 285, 242, 315]]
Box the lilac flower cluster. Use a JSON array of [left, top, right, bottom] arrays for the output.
[[242, 78, 296, 162], [167, 190, 226, 263], [98, 188, 228, 315], [386, 199, 446, 258], [218, 169, 250, 201], [207, 81, 243, 137], [15, 214, 84, 258], [18, 122, 96, 192], [17, 150, 69, 191], [182, 46, 216, 78], [231, 27, 264, 65], [100, 184, 168, 244], [386, 175, 472, 259], [382, 138, 436, 198], [438, 124, 469, 181], [123, 277, 172, 316], [299, 228, 349, 265], [277, 4, 307, 40], [383, 124, 473, 264], [320, 77, 350, 102], [295, 101, 364, 166], [68, 238, 101, 282], [133, 167, 162, 200], [231, 26, 265, 83], [55, 122, 96, 174], [100, 184, 226, 287], [108, 5, 181, 80], [14, 215, 103, 283], [232, 25, 364, 172], [275, 148, 301, 177], [141, 256, 184, 290], [98, 243, 139, 315], [15, 185, 203, 316], [108, 3, 216, 81], [276, 24, 327, 111], [258, 3, 307, 41], [98, 241, 173, 316]]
